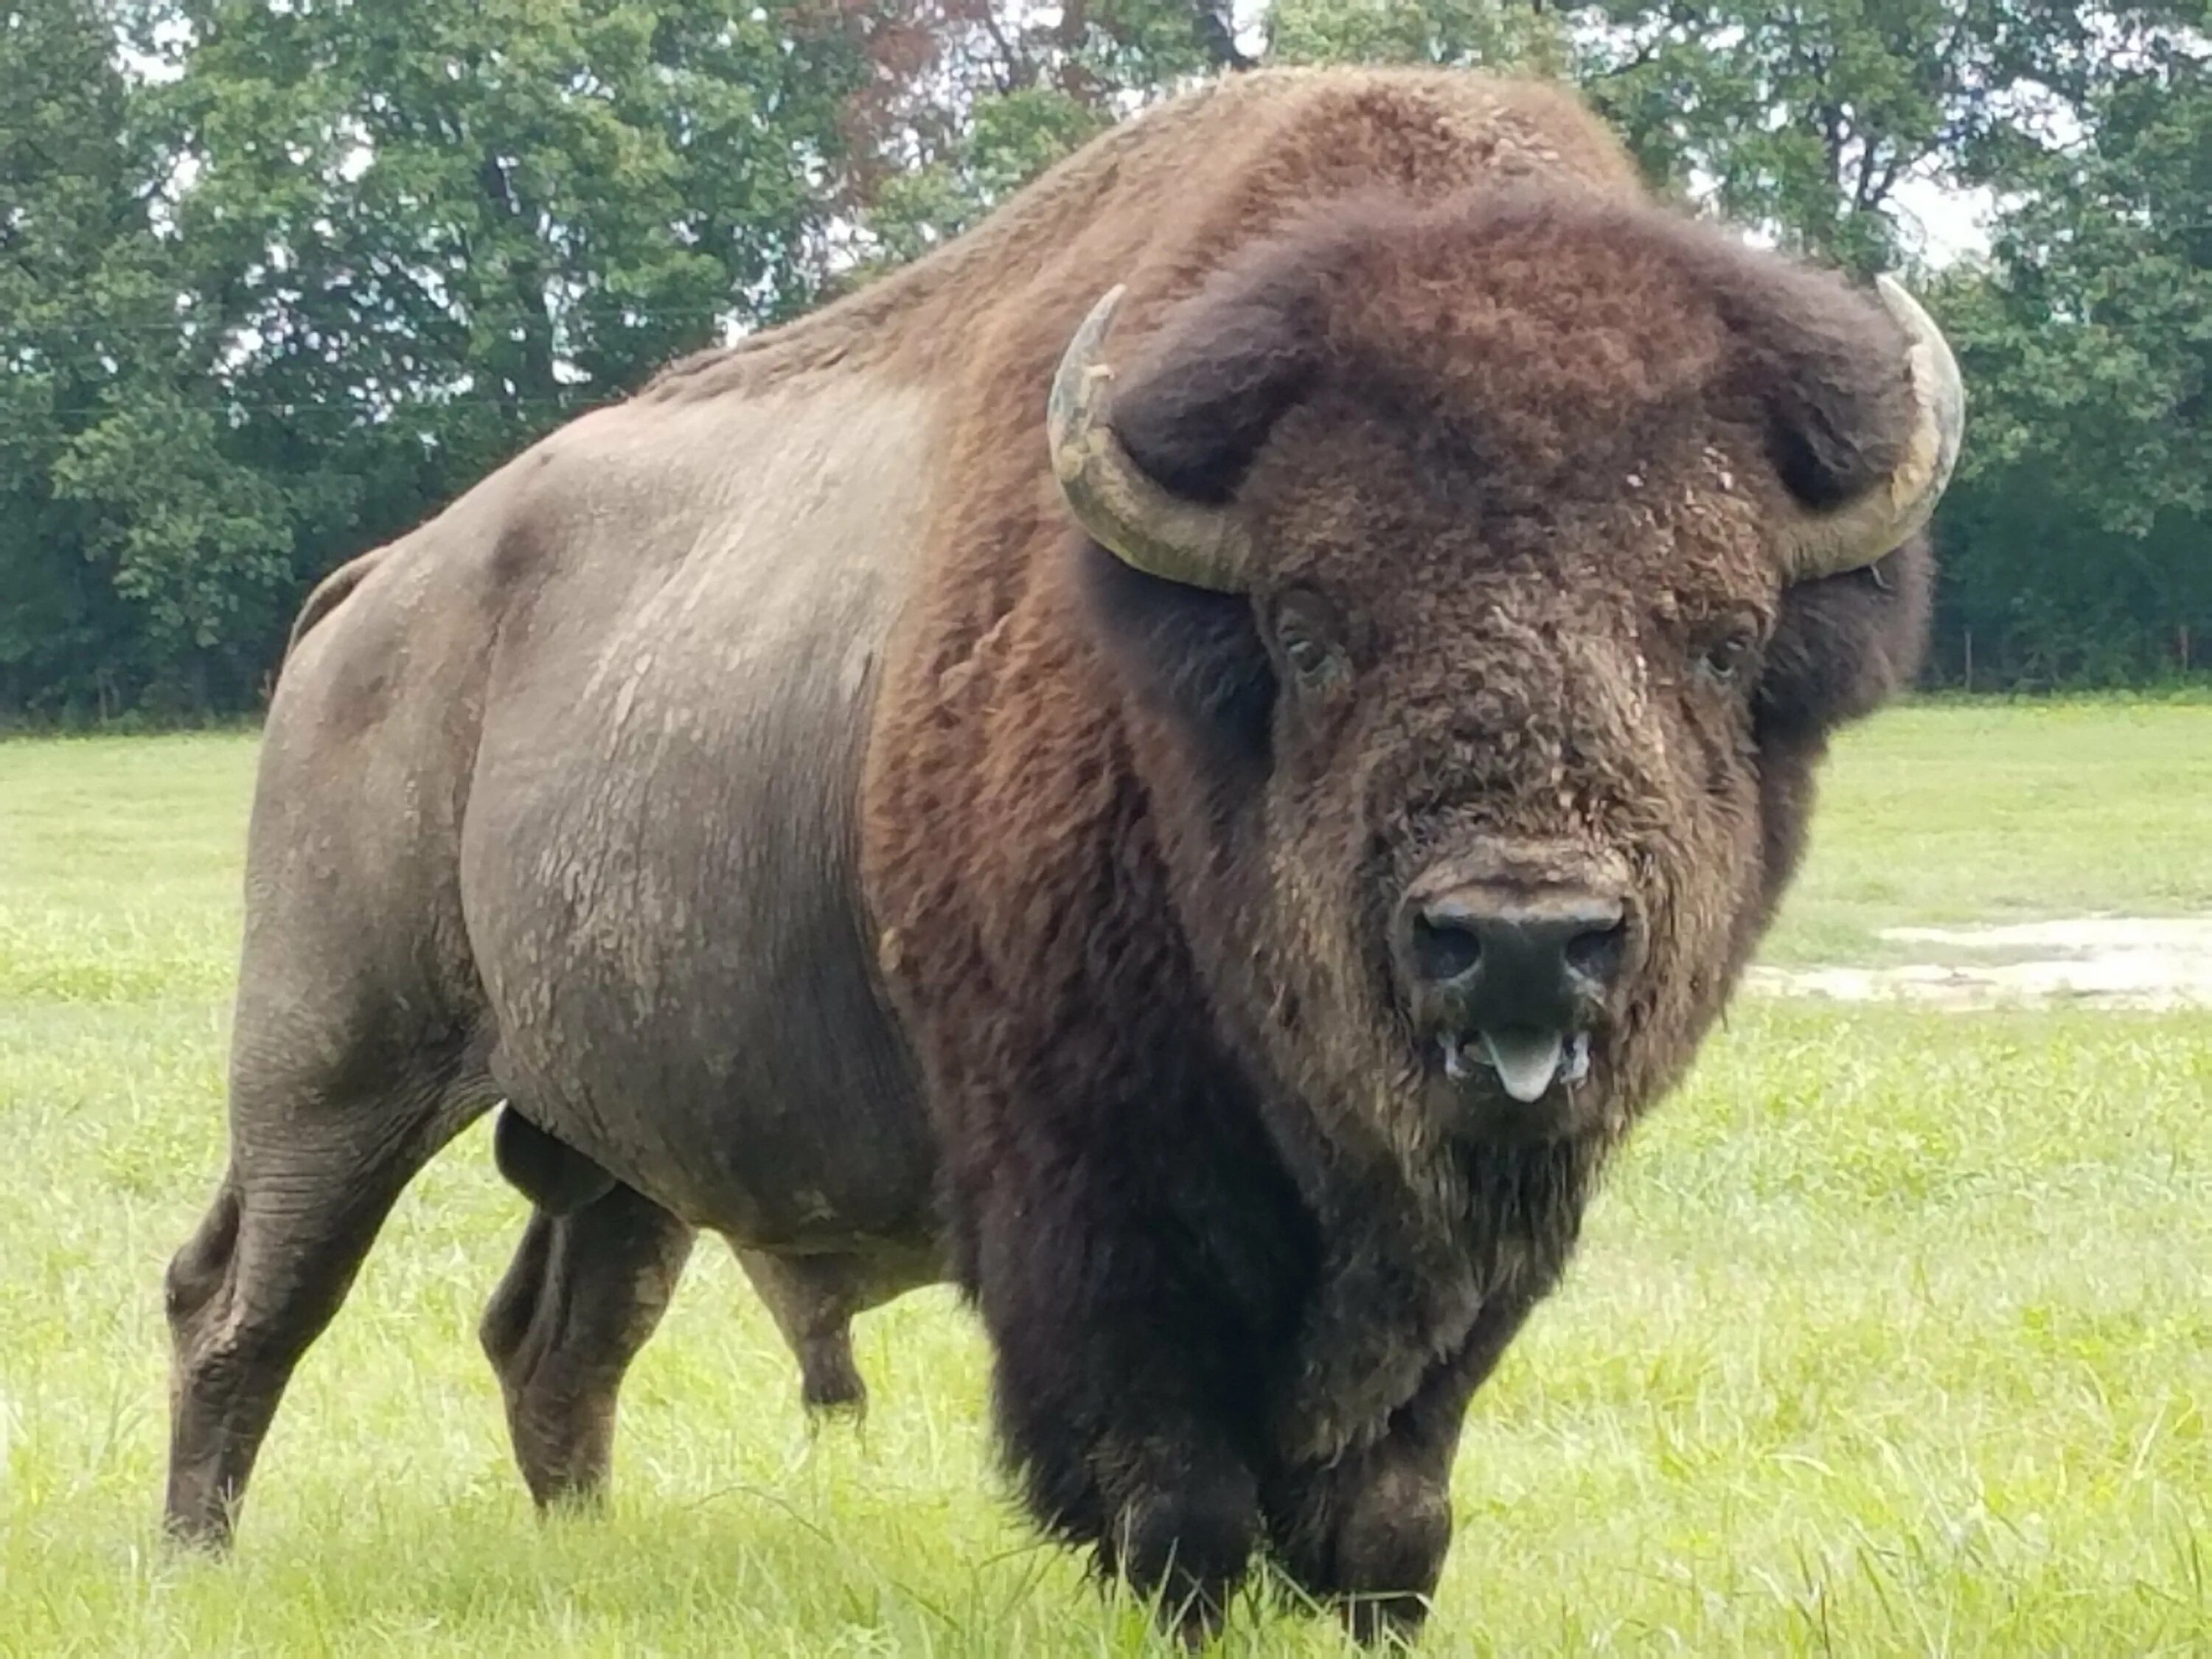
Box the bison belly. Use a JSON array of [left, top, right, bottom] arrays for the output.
[[456, 383, 939, 1251]]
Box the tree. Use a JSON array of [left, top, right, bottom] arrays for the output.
[[1, 0, 289, 713], [1568, 0, 2108, 274], [1930, 10, 2211, 682], [1269, 0, 1565, 74], [849, 0, 1265, 265], [155, 0, 873, 543], [0, 0, 885, 709], [4, 0, 2208, 712]]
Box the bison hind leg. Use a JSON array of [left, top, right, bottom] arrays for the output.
[[480, 1181, 695, 1508], [731, 1251, 881, 1418], [492, 1105, 616, 1216], [164, 1065, 485, 1548]]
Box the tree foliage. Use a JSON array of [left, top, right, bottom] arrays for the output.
[[1, 0, 275, 712], [1, 0, 2207, 714], [1921, 6, 2211, 682]]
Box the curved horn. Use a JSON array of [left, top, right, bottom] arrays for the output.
[[1778, 275, 1966, 582], [1046, 286, 1254, 593]]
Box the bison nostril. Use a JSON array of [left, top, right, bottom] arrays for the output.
[[1565, 920, 1628, 988], [1400, 880, 1629, 1017], [1409, 914, 1483, 985]]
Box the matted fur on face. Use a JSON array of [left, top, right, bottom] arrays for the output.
[[1086, 186, 1923, 1164]]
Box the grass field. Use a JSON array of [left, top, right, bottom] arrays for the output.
[[1, 706, 2208, 1655]]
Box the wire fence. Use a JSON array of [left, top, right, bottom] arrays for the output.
[[1921, 618, 2212, 691]]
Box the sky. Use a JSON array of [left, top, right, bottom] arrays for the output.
[[1893, 178, 1995, 265]]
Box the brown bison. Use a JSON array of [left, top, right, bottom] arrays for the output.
[[163, 66, 1960, 1638]]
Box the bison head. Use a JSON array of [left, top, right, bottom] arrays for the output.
[[1051, 192, 1960, 1160]]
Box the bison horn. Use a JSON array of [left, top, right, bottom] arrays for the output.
[[1047, 286, 1255, 593], [1778, 274, 1966, 582]]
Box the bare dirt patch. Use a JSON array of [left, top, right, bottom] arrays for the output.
[[1747, 917, 2212, 1010]]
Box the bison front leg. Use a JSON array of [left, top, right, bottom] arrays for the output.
[[975, 1206, 1262, 1641], [1091, 1433, 1262, 1643], [1267, 1426, 1458, 1641], [1265, 1287, 1539, 1642], [733, 1250, 872, 1416]]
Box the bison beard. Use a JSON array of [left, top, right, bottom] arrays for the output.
[[161, 66, 1950, 1644]]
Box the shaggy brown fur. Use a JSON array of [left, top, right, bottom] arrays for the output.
[[858, 70, 1929, 1633], [159, 66, 1932, 1644]]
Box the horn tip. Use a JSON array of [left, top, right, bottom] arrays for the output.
[[1083, 284, 1129, 338]]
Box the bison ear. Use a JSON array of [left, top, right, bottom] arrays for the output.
[[1757, 539, 1933, 743], [1080, 549, 1278, 767], [1071, 279, 1320, 772], [1105, 283, 1321, 509], [1722, 272, 1922, 521], [1736, 278, 1935, 732]]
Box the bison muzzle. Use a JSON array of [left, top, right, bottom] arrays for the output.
[[160, 66, 1960, 1642]]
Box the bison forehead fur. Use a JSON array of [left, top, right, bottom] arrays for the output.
[[164, 66, 1939, 1641]]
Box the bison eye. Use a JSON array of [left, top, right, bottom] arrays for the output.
[[1696, 630, 1756, 686], [1273, 591, 1349, 694]]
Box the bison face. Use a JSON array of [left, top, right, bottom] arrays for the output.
[[1060, 191, 1957, 1154]]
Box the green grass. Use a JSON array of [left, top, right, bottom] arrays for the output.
[[1, 709, 2208, 1655], [1760, 700, 2212, 966]]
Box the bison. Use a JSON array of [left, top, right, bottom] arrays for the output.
[[162, 66, 1960, 1639]]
